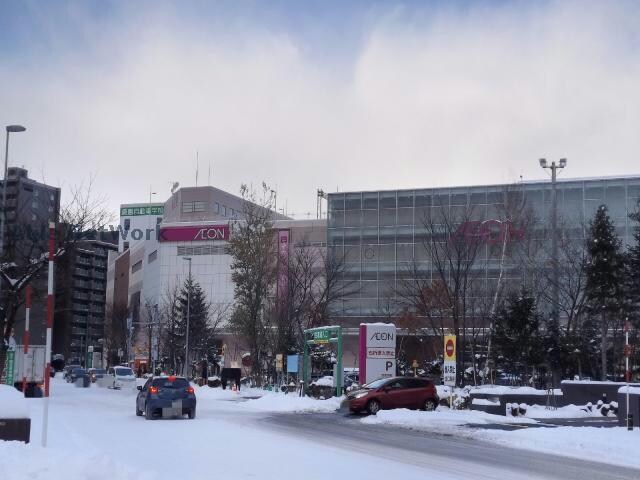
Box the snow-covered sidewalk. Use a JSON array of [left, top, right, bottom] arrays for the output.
[[361, 407, 640, 469]]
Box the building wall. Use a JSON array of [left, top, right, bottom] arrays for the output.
[[2, 167, 61, 346], [118, 203, 164, 252], [327, 176, 640, 324]]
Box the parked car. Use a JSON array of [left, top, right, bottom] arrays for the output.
[[346, 376, 439, 414], [106, 366, 136, 389], [136, 376, 196, 420], [67, 368, 87, 383], [88, 368, 107, 383], [63, 364, 81, 380]]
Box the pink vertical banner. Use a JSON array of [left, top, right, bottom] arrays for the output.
[[277, 229, 290, 301], [359, 324, 367, 385]]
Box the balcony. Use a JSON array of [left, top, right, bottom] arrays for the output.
[[74, 268, 91, 278], [72, 304, 89, 313]]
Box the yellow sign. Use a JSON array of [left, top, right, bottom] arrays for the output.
[[444, 335, 456, 362]]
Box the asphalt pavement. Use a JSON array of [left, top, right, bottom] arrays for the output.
[[260, 411, 639, 480]]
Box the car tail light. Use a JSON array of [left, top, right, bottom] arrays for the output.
[[149, 386, 158, 394], [186, 386, 194, 394]]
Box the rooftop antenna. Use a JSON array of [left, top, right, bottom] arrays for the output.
[[170, 181, 180, 195], [317, 189, 326, 219], [195, 151, 199, 187]]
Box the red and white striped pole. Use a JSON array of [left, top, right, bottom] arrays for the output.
[[42, 221, 55, 447], [22, 285, 31, 395]]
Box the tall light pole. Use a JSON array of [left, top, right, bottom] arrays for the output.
[[539, 158, 567, 325], [183, 257, 192, 377], [1, 125, 26, 258]]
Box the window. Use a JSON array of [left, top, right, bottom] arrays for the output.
[[223, 206, 227, 217], [148, 250, 158, 264], [131, 260, 142, 273], [193, 201, 206, 212], [182, 202, 194, 213], [32, 201, 38, 209], [124, 219, 131, 231], [123, 242, 130, 250], [48, 206, 54, 213], [31, 213, 37, 221], [214, 202, 220, 214], [50, 193, 55, 201], [34, 189, 39, 197]]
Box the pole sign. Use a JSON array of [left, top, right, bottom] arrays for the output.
[[275, 353, 283, 372], [359, 323, 396, 384], [3, 350, 15, 385], [443, 334, 456, 386], [286, 355, 299, 373], [311, 329, 331, 344]]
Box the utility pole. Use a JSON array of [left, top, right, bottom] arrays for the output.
[[539, 158, 567, 325], [183, 257, 192, 377]]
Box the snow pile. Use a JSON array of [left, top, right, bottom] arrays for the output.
[[0, 385, 29, 419], [244, 393, 344, 413], [0, 442, 152, 480], [525, 403, 602, 419], [618, 385, 640, 395], [312, 376, 334, 387], [469, 385, 562, 396], [476, 426, 640, 469], [362, 408, 537, 432]]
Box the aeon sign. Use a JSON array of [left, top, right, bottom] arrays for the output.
[[453, 220, 525, 246], [159, 225, 230, 242]]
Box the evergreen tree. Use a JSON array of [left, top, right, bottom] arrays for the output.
[[584, 205, 625, 381], [165, 277, 212, 373], [493, 288, 543, 382]]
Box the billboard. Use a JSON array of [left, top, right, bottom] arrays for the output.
[[359, 323, 396, 385], [159, 224, 230, 242]]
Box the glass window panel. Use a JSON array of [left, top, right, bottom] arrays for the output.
[[379, 227, 396, 242], [380, 208, 396, 226], [345, 193, 362, 210], [378, 243, 395, 262], [585, 186, 603, 200], [380, 192, 396, 208], [397, 191, 414, 208], [329, 195, 344, 211], [451, 193, 468, 206], [396, 226, 414, 242], [605, 185, 625, 203], [360, 281, 378, 298], [361, 227, 378, 243], [343, 228, 361, 245], [487, 191, 504, 204], [344, 245, 361, 263], [362, 244, 378, 262], [397, 243, 414, 261], [328, 210, 344, 228], [363, 192, 378, 209], [563, 188, 582, 202], [345, 210, 362, 227], [470, 192, 486, 205], [397, 208, 414, 226], [361, 267, 378, 280], [361, 299, 380, 315], [415, 191, 431, 207], [433, 194, 449, 207], [363, 210, 378, 226], [627, 184, 640, 199]]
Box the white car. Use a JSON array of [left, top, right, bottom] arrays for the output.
[[107, 366, 136, 389]]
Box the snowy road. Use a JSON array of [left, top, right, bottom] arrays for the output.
[[2, 378, 639, 480], [261, 412, 640, 480]]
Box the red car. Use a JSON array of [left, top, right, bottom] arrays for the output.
[[347, 376, 439, 414]]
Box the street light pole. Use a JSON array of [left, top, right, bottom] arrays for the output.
[[183, 257, 192, 377], [539, 158, 567, 325]]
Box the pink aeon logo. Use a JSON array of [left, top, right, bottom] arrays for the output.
[[159, 225, 230, 242], [452, 220, 525, 246]]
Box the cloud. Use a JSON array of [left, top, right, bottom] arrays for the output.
[[2, 0, 640, 217]]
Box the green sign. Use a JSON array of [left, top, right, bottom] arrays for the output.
[[4, 350, 15, 385], [120, 205, 164, 216], [311, 329, 331, 344]]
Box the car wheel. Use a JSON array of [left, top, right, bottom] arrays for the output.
[[145, 405, 155, 420], [188, 408, 196, 419], [366, 399, 381, 415], [136, 403, 143, 416], [423, 399, 437, 411]]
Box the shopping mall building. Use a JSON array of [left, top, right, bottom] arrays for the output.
[[326, 175, 640, 325]]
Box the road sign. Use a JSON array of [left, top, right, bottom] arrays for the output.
[[443, 334, 456, 386], [359, 323, 396, 384], [311, 329, 331, 344], [3, 350, 15, 385]]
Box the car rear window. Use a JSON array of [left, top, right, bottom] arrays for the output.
[[152, 378, 189, 389], [115, 368, 133, 376]]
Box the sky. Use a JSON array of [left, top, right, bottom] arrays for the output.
[[1, 0, 640, 219]]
